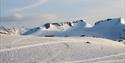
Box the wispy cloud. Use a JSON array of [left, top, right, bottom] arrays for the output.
[[12, 0, 48, 11], [38, 14, 58, 21], [0, 13, 23, 22], [13, 13, 23, 19]]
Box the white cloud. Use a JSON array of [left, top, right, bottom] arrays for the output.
[[0, 12, 25, 22], [13, 13, 23, 19], [38, 14, 58, 21], [12, 0, 48, 11]]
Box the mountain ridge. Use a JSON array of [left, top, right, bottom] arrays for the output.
[[0, 17, 125, 41]]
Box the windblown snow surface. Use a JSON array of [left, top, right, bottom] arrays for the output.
[[0, 35, 125, 63]]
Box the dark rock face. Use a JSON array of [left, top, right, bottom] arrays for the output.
[[52, 23, 61, 26], [43, 20, 85, 29], [85, 41, 91, 44], [119, 40, 123, 42], [45, 35, 55, 37], [81, 35, 85, 37], [94, 18, 113, 25], [64, 22, 72, 27], [107, 18, 112, 21], [44, 23, 50, 29]]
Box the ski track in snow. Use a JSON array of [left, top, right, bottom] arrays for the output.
[[1, 40, 124, 63], [0, 36, 125, 63], [60, 53, 125, 63], [0, 40, 84, 52], [42, 50, 63, 63]]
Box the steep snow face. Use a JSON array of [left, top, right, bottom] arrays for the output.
[[21, 27, 41, 35], [120, 29, 125, 40], [94, 18, 124, 29], [92, 18, 125, 40]]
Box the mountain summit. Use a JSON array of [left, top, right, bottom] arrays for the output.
[[43, 20, 91, 31]]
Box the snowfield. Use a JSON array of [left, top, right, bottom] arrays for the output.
[[0, 35, 125, 63]]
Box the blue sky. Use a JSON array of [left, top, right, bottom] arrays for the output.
[[0, 0, 124, 27]]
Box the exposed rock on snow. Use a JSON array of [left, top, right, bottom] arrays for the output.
[[1, 17, 125, 41], [20, 18, 125, 40], [0, 26, 20, 35]]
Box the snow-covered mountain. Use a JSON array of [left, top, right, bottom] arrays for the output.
[[43, 20, 91, 30], [0, 26, 20, 35], [91, 17, 125, 40], [21, 20, 91, 36], [0, 17, 125, 41]]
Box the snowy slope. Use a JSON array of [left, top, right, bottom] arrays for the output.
[[0, 35, 125, 63], [92, 18, 125, 40]]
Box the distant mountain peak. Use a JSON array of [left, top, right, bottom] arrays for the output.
[[0, 26, 20, 35], [94, 17, 125, 26], [43, 19, 91, 30]]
